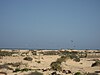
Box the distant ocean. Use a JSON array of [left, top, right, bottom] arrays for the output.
[[0, 48, 99, 50]]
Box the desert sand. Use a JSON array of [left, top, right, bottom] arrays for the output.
[[0, 49, 100, 75]]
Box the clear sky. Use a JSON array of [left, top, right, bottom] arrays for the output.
[[0, 0, 100, 49]]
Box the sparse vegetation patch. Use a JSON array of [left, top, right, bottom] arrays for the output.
[[23, 57, 33, 61], [91, 60, 100, 67]]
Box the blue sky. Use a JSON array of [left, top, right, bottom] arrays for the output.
[[0, 0, 100, 49]]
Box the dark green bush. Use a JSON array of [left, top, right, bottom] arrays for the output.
[[21, 68, 29, 72], [13, 68, 32, 72], [74, 72, 82, 75], [50, 62, 62, 71], [91, 60, 100, 67], [0, 51, 18, 56], [69, 54, 78, 59], [31, 51, 37, 55], [56, 58, 64, 64], [23, 57, 33, 61], [13, 68, 20, 72], [73, 57, 80, 62], [37, 61, 41, 63]]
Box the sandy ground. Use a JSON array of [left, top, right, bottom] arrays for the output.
[[0, 55, 100, 75]]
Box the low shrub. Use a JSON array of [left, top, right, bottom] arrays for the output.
[[13, 68, 32, 72], [56, 58, 64, 64], [73, 57, 80, 62], [13, 68, 20, 72], [23, 57, 33, 61], [21, 68, 29, 72], [69, 54, 78, 59], [50, 62, 62, 71], [91, 60, 100, 67], [37, 61, 41, 63], [28, 71, 43, 75], [74, 72, 82, 75]]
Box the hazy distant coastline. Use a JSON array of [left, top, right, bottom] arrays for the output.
[[0, 48, 100, 50]]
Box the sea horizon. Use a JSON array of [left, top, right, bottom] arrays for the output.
[[0, 47, 100, 50]]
